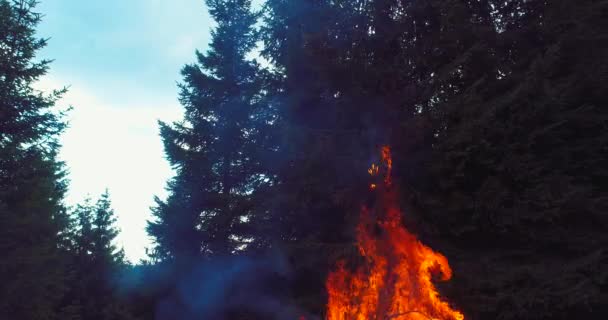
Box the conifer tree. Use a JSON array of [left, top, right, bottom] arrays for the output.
[[65, 191, 133, 320], [420, 1, 608, 318], [142, 0, 607, 318], [0, 1, 69, 319], [93, 191, 125, 265], [260, 0, 501, 314], [148, 0, 273, 262]]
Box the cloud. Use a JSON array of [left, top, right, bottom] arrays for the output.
[[32, 0, 218, 262], [32, 0, 264, 262], [37, 75, 182, 262]]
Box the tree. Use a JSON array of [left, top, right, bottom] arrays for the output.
[[92, 191, 125, 265], [0, 1, 69, 319], [148, 0, 273, 262], [142, 0, 607, 318], [71, 191, 124, 265], [63, 191, 134, 320], [416, 0, 608, 318], [259, 0, 497, 312]]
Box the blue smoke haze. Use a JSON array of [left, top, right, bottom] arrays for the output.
[[154, 253, 318, 320]]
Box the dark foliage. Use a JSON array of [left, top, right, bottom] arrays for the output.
[[147, 0, 608, 318], [258, 0, 608, 318], [1, 0, 606, 319], [148, 0, 276, 263], [419, 1, 608, 318], [0, 3, 139, 319], [60, 191, 137, 320], [0, 1, 68, 319]]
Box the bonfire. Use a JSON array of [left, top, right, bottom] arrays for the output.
[[325, 147, 464, 320]]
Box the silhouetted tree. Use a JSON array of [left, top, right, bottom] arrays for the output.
[[419, 1, 608, 318], [0, 1, 69, 319], [261, 1, 608, 318], [62, 191, 136, 320], [145, 0, 608, 318], [148, 0, 273, 263]]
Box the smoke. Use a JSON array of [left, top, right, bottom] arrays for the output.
[[154, 252, 318, 320]]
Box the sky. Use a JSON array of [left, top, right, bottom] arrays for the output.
[[35, 0, 216, 262]]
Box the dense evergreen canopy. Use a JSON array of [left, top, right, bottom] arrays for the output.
[[1, 0, 606, 319]]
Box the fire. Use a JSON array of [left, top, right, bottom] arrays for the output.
[[326, 146, 464, 320]]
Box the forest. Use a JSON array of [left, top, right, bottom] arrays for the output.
[[0, 0, 607, 319]]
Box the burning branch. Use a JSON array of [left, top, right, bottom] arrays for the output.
[[386, 311, 434, 320]]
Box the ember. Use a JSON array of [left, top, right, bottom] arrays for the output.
[[326, 147, 464, 320]]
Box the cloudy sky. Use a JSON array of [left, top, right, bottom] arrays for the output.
[[35, 0, 216, 262]]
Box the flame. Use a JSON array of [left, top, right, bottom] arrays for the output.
[[326, 146, 464, 320]]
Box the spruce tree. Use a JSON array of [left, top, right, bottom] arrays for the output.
[[148, 0, 272, 262], [65, 192, 133, 320], [0, 1, 69, 319], [260, 0, 504, 314], [92, 190, 125, 265], [420, 1, 608, 318]]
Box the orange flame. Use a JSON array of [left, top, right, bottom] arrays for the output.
[[326, 146, 463, 320]]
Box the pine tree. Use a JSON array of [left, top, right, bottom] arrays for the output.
[[93, 190, 125, 265], [148, 0, 273, 262], [260, 0, 506, 314], [64, 191, 134, 320], [417, 1, 608, 318], [260, 0, 443, 312], [71, 192, 124, 266], [0, 1, 69, 319]]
